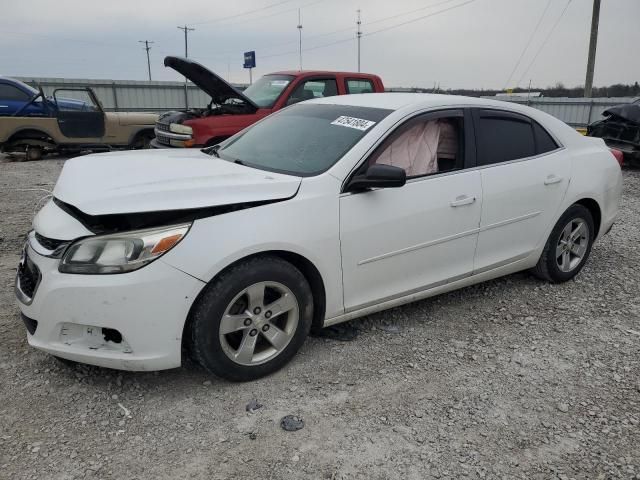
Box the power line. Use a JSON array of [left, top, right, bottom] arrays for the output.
[[190, 0, 300, 26], [258, 0, 478, 61], [254, 0, 461, 53], [502, 0, 552, 90], [138, 40, 154, 81], [516, 0, 573, 87]]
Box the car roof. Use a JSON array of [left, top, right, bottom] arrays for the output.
[[268, 70, 378, 78], [306, 92, 531, 111], [307, 92, 583, 146]]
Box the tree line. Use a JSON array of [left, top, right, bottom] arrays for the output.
[[402, 82, 640, 98]]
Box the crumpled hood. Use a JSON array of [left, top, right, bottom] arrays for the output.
[[53, 149, 301, 216]]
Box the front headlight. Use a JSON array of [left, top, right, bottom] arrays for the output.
[[59, 224, 190, 274], [169, 123, 193, 135]]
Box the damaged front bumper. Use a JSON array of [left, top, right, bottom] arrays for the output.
[[15, 239, 205, 371]]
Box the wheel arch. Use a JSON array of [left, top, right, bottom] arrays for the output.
[[574, 197, 602, 238], [127, 127, 155, 146], [7, 128, 56, 145], [182, 249, 327, 351]]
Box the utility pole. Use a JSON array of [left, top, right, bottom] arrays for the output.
[[356, 9, 362, 73], [584, 0, 601, 98], [297, 9, 303, 71], [177, 25, 195, 108], [138, 40, 154, 81]]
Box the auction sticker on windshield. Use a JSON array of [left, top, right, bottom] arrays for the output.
[[331, 116, 376, 131]]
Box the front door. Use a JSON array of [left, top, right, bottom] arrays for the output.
[[339, 109, 482, 311], [54, 88, 105, 138]]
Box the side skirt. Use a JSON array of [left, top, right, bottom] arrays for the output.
[[323, 253, 538, 328]]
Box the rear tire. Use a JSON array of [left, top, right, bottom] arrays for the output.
[[532, 204, 594, 283], [188, 256, 313, 381]]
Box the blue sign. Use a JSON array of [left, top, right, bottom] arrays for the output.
[[243, 51, 256, 69]]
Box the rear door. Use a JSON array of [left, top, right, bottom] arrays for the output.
[[472, 109, 570, 273], [54, 88, 105, 138]]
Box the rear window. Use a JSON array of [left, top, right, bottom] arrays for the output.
[[533, 121, 559, 154], [476, 113, 535, 165], [218, 104, 392, 176], [0, 84, 31, 101], [346, 79, 375, 94]]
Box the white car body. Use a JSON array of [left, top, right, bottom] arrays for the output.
[[16, 93, 622, 371]]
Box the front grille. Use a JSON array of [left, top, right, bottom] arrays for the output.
[[16, 253, 41, 301], [35, 232, 66, 251], [21, 314, 38, 335], [156, 122, 170, 133], [156, 132, 171, 145]]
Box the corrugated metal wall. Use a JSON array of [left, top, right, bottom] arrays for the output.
[[16, 77, 636, 126], [481, 96, 637, 126]]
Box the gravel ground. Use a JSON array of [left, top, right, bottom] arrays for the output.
[[1, 153, 639, 480]]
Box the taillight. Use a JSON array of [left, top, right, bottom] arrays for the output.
[[610, 148, 624, 167]]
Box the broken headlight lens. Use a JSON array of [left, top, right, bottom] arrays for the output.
[[59, 224, 190, 274]]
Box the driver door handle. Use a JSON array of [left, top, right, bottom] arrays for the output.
[[450, 195, 476, 207]]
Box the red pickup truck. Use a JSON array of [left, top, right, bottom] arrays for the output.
[[152, 56, 385, 148]]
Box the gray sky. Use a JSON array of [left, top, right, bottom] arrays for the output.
[[1, 0, 638, 89]]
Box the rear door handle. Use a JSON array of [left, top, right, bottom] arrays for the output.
[[544, 175, 563, 185], [450, 195, 476, 207]]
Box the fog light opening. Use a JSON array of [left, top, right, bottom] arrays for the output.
[[102, 328, 123, 344]]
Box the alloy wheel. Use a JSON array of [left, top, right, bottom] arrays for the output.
[[218, 281, 299, 366], [556, 218, 589, 273]]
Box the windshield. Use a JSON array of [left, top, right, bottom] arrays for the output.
[[242, 74, 294, 108], [217, 103, 392, 176]]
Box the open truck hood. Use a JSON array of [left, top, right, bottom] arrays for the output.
[[52, 149, 301, 219], [164, 56, 258, 112]]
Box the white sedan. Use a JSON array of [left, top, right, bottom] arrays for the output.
[[16, 94, 622, 381]]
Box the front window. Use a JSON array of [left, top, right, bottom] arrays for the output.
[[243, 74, 294, 108], [216, 104, 392, 176]]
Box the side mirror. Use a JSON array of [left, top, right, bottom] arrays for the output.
[[347, 164, 406, 191]]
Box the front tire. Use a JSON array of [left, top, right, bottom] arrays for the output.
[[532, 204, 595, 283], [188, 256, 313, 381]]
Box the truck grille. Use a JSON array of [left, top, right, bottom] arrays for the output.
[[155, 122, 171, 146], [156, 122, 170, 133]]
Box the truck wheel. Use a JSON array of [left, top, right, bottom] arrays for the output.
[[25, 146, 43, 161], [188, 256, 313, 381], [131, 131, 154, 149]]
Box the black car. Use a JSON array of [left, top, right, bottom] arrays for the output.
[[588, 98, 640, 166]]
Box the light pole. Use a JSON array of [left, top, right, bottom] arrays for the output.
[[138, 40, 154, 81], [177, 25, 195, 108], [357, 9, 362, 73], [297, 9, 303, 71], [584, 0, 601, 98]]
